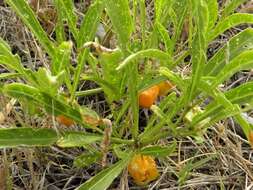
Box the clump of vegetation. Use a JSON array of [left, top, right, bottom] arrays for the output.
[[1, 0, 253, 189]]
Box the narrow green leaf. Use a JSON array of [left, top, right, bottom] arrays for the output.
[[0, 127, 57, 148], [212, 50, 253, 87], [205, 29, 253, 76], [52, 41, 72, 75], [105, 0, 133, 48], [179, 154, 216, 185], [155, 0, 166, 21], [55, 0, 78, 41], [0, 37, 12, 53], [0, 37, 25, 75], [6, 0, 56, 58], [57, 132, 102, 147], [193, 81, 253, 126], [155, 22, 173, 54], [140, 142, 176, 157], [128, 62, 139, 139], [100, 50, 125, 102], [146, 92, 177, 131], [187, 0, 208, 102], [78, 0, 105, 47], [81, 75, 119, 95], [3, 83, 83, 123], [73, 0, 106, 99], [0, 73, 21, 80], [74, 152, 102, 168], [208, 13, 253, 42], [206, 0, 218, 30], [159, 67, 185, 91], [225, 81, 253, 104], [116, 49, 172, 71], [54, 0, 66, 42], [76, 155, 132, 190], [221, 0, 248, 18], [52, 41, 73, 91], [172, 0, 188, 45]]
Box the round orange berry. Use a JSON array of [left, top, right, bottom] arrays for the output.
[[128, 154, 159, 185], [139, 85, 159, 108]]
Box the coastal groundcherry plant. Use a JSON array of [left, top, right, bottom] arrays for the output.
[[2, 0, 253, 189], [127, 154, 159, 185]]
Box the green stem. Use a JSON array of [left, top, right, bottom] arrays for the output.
[[70, 49, 88, 102], [75, 88, 103, 97]]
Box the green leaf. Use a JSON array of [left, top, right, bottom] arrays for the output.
[[221, 0, 248, 18], [0, 73, 21, 80], [113, 145, 129, 159], [155, 0, 173, 24], [155, 0, 166, 21], [128, 61, 139, 139], [159, 67, 185, 91], [206, 0, 218, 30], [52, 41, 73, 91], [0, 38, 25, 75], [187, 0, 208, 102], [208, 13, 253, 42], [34, 68, 63, 95], [54, 0, 66, 42], [116, 49, 172, 71], [155, 22, 173, 54], [52, 41, 73, 75], [140, 142, 176, 157], [205, 29, 253, 76], [178, 154, 216, 185], [57, 132, 102, 147], [172, 0, 188, 45], [193, 81, 253, 127], [81, 75, 119, 96], [78, 0, 105, 47], [74, 152, 102, 168], [73, 1, 106, 99], [212, 50, 253, 87], [54, 0, 78, 41], [5, 0, 56, 58], [105, 0, 133, 48], [76, 155, 132, 190], [3, 83, 83, 123], [0, 127, 57, 148], [225, 81, 253, 104], [146, 92, 177, 130], [100, 50, 125, 102]]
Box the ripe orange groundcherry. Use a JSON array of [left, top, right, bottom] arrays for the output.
[[128, 154, 159, 185], [139, 85, 159, 108], [157, 80, 174, 96]]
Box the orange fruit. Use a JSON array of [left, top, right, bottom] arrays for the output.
[[139, 85, 159, 108], [157, 80, 174, 96], [56, 115, 75, 126], [128, 154, 159, 185]]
